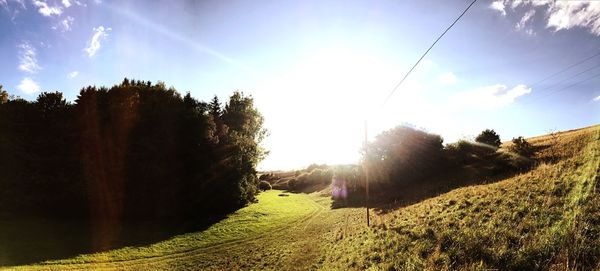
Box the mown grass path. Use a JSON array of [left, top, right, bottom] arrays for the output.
[[4, 190, 363, 271]]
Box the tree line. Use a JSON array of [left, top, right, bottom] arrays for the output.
[[0, 79, 267, 244]]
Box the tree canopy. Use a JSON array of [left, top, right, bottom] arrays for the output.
[[475, 129, 502, 148], [0, 79, 267, 249]]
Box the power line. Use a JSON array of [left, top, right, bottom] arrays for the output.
[[528, 70, 600, 102], [523, 61, 600, 101], [381, 0, 478, 108], [529, 50, 600, 89], [363, 0, 478, 227]]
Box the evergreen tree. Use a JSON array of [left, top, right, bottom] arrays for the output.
[[475, 129, 502, 148]]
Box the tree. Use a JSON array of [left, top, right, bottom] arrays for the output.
[[475, 129, 501, 148], [209, 95, 221, 119], [0, 79, 270, 247], [216, 91, 269, 207], [36, 92, 69, 118], [366, 125, 444, 186]]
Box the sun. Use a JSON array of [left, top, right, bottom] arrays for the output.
[[257, 44, 423, 170]]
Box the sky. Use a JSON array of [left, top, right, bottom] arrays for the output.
[[1, 0, 600, 170]]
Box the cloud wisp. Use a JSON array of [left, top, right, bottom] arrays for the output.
[[490, 1, 506, 16], [68, 71, 79, 78], [33, 0, 62, 17], [108, 4, 262, 77], [18, 42, 40, 74], [490, 1, 600, 36], [593, 95, 600, 102], [452, 84, 532, 109], [84, 26, 111, 57], [52, 16, 74, 32]]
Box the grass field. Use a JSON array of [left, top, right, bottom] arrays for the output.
[[2, 125, 599, 270], [321, 125, 600, 270], [2, 190, 365, 270]]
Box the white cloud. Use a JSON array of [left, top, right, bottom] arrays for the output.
[[438, 72, 458, 85], [490, 0, 506, 16], [32, 0, 62, 16], [17, 77, 40, 94], [516, 9, 536, 34], [61, 0, 70, 7], [546, 2, 600, 35], [1, 0, 26, 19], [491, 1, 600, 36], [18, 42, 40, 74], [67, 71, 79, 78], [1, 0, 25, 8], [593, 95, 600, 102], [84, 26, 111, 57], [52, 16, 74, 32], [451, 84, 531, 109]]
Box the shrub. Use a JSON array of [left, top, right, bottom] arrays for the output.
[[445, 139, 478, 163], [366, 125, 444, 186], [510, 136, 534, 158], [284, 167, 333, 192], [475, 129, 501, 149], [287, 179, 297, 190], [258, 180, 272, 191]]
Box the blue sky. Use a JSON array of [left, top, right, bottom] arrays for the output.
[[1, 0, 599, 170]]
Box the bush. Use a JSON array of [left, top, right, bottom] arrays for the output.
[[510, 136, 534, 158], [258, 180, 272, 191], [285, 168, 333, 192], [366, 125, 444, 186], [287, 179, 297, 190], [475, 129, 501, 149]]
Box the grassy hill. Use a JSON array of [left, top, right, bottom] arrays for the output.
[[322, 125, 600, 270], [2, 125, 599, 270]]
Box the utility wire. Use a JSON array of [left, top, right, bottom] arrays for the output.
[[381, 0, 478, 108], [529, 50, 600, 89], [528, 70, 600, 102], [523, 61, 600, 100]]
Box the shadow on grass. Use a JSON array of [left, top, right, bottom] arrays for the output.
[[330, 162, 536, 214], [0, 215, 226, 267]]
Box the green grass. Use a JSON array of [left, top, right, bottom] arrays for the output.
[[4, 190, 326, 270]]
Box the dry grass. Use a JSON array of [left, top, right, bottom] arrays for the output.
[[321, 125, 600, 270]]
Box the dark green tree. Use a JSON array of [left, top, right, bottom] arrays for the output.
[[0, 79, 270, 250], [475, 129, 502, 148], [209, 95, 221, 119]]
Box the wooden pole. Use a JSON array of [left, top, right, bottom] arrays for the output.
[[364, 120, 370, 226]]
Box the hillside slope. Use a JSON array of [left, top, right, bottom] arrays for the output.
[[322, 125, 600, 270]]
